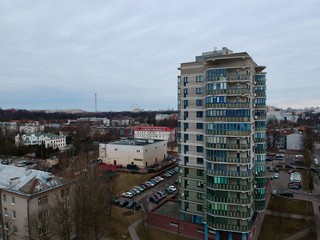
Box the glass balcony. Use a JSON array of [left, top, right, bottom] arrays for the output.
[[207, 209, 252, 219], [207, 222, 252, 233], [254, 138, 266, 143], [255, 92, 266, 97], [206, 143, 251, 150], [206, 88, 251, 96], [206, 74, 251, 82], [254, 115, 266, 120], [207, 196, 253, 205], [207, 169, 253, 178], [206, 102, 251, 109], [207, 182, 253, 191], [254, 149, 266, 154], [254, 194, 266, 200], [207, 130, 252, 136], [206, 157, 251, 164], [255, 171, 266, 177], [206, 116, 251, 122]]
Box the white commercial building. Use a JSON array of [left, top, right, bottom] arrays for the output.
[[99, 139, 167, 168]]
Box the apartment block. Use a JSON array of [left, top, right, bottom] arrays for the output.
[[177, 47, 267, 240]]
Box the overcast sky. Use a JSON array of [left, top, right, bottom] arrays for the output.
[[0, 0, 319, 111]]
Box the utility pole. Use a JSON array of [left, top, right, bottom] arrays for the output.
[[94, 93, 98, 113]]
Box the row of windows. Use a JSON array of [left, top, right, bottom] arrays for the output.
[[2, 194, 15, 204], [254, 98, 266, 104], [206, 69, 227, 77], [207, 123, 251, 131], [206, 109, 251, 117], [206, 96, 226, 104], [181, 75, 203, 83], [4, 208, 16, 219], [206, 82, 227, 90]]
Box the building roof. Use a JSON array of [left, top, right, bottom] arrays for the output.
[[0, 165, 62, 196], [135, 126, 174, 132], [24, 133, 63, 139], [108, 138, 163, 146]]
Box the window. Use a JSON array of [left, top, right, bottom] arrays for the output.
[[196, 134, 203, 141], [196, 99, 203, 106], [196, 88, 203, 94], [4, 208, 8, 216], [197, 169, 204, 176], [12, 210, 16, 219], [136, 150, 140, 152], [11, 196, 15, 205], [197, 181, 204, 188], [38, 196, 48, 206], [197, 204, 204, 212], [196, 123, 203, 129], [13, 225, 17, 234], [183, 77, 188, 83], [39, 224, 48, 236], [196, 146, 203, 153], [196, 111, 203, 118], [3, 194, 6, 202], [196, 75, 202, 82], [39, 210, 49, 220], [197, 192, 204, 199], [197, 157, 204, 164]]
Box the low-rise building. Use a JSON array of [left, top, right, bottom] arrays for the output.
[[15, 133, 66, 150], [134, 126, 176, 142], [286, 132, 303, 150], [0, 165, 65, 240], [99, 139, 167, 168]]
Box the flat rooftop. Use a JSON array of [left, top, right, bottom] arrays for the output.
[[109, 138, 163, 146]]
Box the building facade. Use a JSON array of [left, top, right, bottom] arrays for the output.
[[15, 133, 66, 150], [0, 165, 65, 240], [286, 132, 303, 150], [99, 139, 167, 168], [134, 126, 176, 142], [177, 48, 267, 240]]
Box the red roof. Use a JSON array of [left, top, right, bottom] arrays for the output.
[[135, 126, 174, 132]]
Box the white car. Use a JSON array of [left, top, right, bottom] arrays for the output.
[[122, 192, 133, 198], [274, 173, 279, 179], [168, 185, 177, 191]]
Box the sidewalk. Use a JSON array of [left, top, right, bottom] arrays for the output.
[[128, 218, 143, 240]]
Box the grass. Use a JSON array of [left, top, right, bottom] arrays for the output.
[[268, 197, 314, 216], [301, 170, 310, 190], [258, 215, 311, 240], [136, 223, 191, 240], [298, 230, 317, 240]]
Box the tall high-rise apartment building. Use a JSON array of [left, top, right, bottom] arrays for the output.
[[177, 47, 266, 240]]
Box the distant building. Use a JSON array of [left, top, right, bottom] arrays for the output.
[[0, 122, 18, 134], [19, 123, 44, 133], [111, 118, 134, 127], [267, 107, 299, 123], [99, 139, 167, 168], [134, 126, 176, 142], [15, 133, 66, 150], [286, 132, 303, 150], [0, 165, 65, 240]]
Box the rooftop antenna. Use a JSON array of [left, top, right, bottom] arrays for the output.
[[94, 93, 98, 112]]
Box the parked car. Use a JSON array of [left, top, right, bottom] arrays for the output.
[[288, 182, 301, 188], [122, 192, 133, 198], [126, 201, 138, 209], [149, 196, 159, 204], [134, 205, 141, 211], [271, 189, 278, 196], [111, 198, 120, 205], [274, 173, 279, 179], [168, 185, 177, 191], [119, 200, 129, 207], [280, 191, 294, 197], [1, 159, 9, 165], [166, 188, 175, 194], [288, 185, 300, 190]]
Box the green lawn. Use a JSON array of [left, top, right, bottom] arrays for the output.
[[268, 197, 314, 216]]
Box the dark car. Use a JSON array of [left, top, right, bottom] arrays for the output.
[[166, 188, 174, 194], [288, 182, 301, 188], [119, 200, 129, 207], [1, 160, 9, 165], [288, 185, 300, 190], [134, 205, 141, 211], [157, 191, 166, 198], [126, 201, 137, 209], [154, 193, 163, 200], [149, 196, 159, 204], [280, 191, 294, 197], [111, 198, 120, 205]]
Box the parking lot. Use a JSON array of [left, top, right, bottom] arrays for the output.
[[113, 166, 179, 212]]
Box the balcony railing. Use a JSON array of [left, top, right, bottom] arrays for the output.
[[207, 209, 252, 218], [206, 88, 251, 96], [206, 157, 251, 164], [206, 102, 251, 109], [206, 116, 251, 122], [207, 130, 252, 136], [255, 92, 266, 97], [207, 169, 253, 178], [254, 194, 266, 200], [254, 149, 266, 154], [207, 182, 252, 191], [255, 171, 266, 177], [206, 74, 251, 82], [207, 196, 252, 205], [208, 222, 252, 233], [206, 143, 251, 150], [254, 138, 266, 143]]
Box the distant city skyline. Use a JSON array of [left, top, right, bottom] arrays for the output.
[[1, 0, 320, 111]]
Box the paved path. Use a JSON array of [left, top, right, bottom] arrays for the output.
[[283, 228, 310, 240], [128, 218, 143, 240]]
